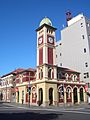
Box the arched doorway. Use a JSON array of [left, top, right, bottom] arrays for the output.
[[49, 88, 53, 105], [80, 88, 84, 102], [73, 88, 78, 104], [39, 88, 43, 105], [58, 86, 64, 103], [17, 91, 19, 102], [0, 92, 3, 101], [66, 87, 72, 103]]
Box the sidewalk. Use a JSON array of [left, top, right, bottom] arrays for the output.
[[2, 102, 90, 110]]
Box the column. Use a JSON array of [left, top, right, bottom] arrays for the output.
[[83, 90, 87, 103], [77, 88, 80, 104], [43, 83, 48, 106], [54, 67, 57, 80], [64, 88, 66, 105], [24, 86, 26, 104], [36, 86, 39, 106], [71, 91, 74, 105], [16, 92, 17, 103], [53, 86, 58, 106]]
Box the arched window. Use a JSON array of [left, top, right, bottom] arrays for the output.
[[80, 88, 84, 102], [65, 73, 68, 80], [41, 69, 43, 78], [39, 88, 43, 105], [73, 87, 78, 103], [49, 88, 53, 105], [57, 72, 61, 79], [66, 87, 71, 99], [70, 74, 74, 81], [52, 69, 54, 79], [48, 67, 52, 79], [39, 69, 43, 80], [58, 85, 64, 99], [58, 72, 65, 80], [74, 75, 77, 81]]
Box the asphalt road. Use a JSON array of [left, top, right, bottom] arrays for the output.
[[0, 103, 90, 120]]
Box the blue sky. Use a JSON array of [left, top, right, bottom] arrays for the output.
[[0, 0, 90, 76]]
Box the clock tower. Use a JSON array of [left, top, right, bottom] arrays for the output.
[[36, 17, 58, 106]]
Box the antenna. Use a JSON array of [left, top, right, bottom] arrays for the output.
[[66, 11, 72, 26]]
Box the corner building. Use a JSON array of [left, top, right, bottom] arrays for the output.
[[0, 17, 87, 106], [35, 17, 86, 106]]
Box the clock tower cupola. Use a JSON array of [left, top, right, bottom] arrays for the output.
[[36, 17, 57, 80]]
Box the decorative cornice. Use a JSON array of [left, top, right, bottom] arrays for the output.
[[36, 23, 57, 32]]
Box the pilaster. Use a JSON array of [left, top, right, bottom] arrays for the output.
[[77, 89, 80, 104]]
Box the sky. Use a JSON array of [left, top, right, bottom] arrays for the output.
[[0, 0, 90, 76]]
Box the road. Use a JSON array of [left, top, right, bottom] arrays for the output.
[[0, 103, 90, 120]]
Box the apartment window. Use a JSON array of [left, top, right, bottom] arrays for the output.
[[60, 53, 62, 56], [85, 62, 88, 67], [87, 23, 90, 27], [84, 72, 89, 78], [81, 23, 83, 27], [82, 35, 85, 39], [84, 48, 86, 53], [88, 35, 90, 39], [60, 63, 62, 66]]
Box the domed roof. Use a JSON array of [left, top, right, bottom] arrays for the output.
[[39, 17, 52, 27]]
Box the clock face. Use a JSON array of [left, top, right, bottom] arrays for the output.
[[48, 36, 54, 44], [38, 37, 43, 45]]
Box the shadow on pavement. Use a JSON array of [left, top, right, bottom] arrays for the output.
[[0, 112, 63, 120], [0, 101, 3, 104]]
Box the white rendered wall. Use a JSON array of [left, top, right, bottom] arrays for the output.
[[56, 14, 90, 83], [56, 40, 62, 67]]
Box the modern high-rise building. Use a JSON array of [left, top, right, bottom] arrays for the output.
[[56, 13, 90, 83]]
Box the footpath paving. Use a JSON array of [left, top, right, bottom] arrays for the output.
[[2, 102, 90, 111]]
